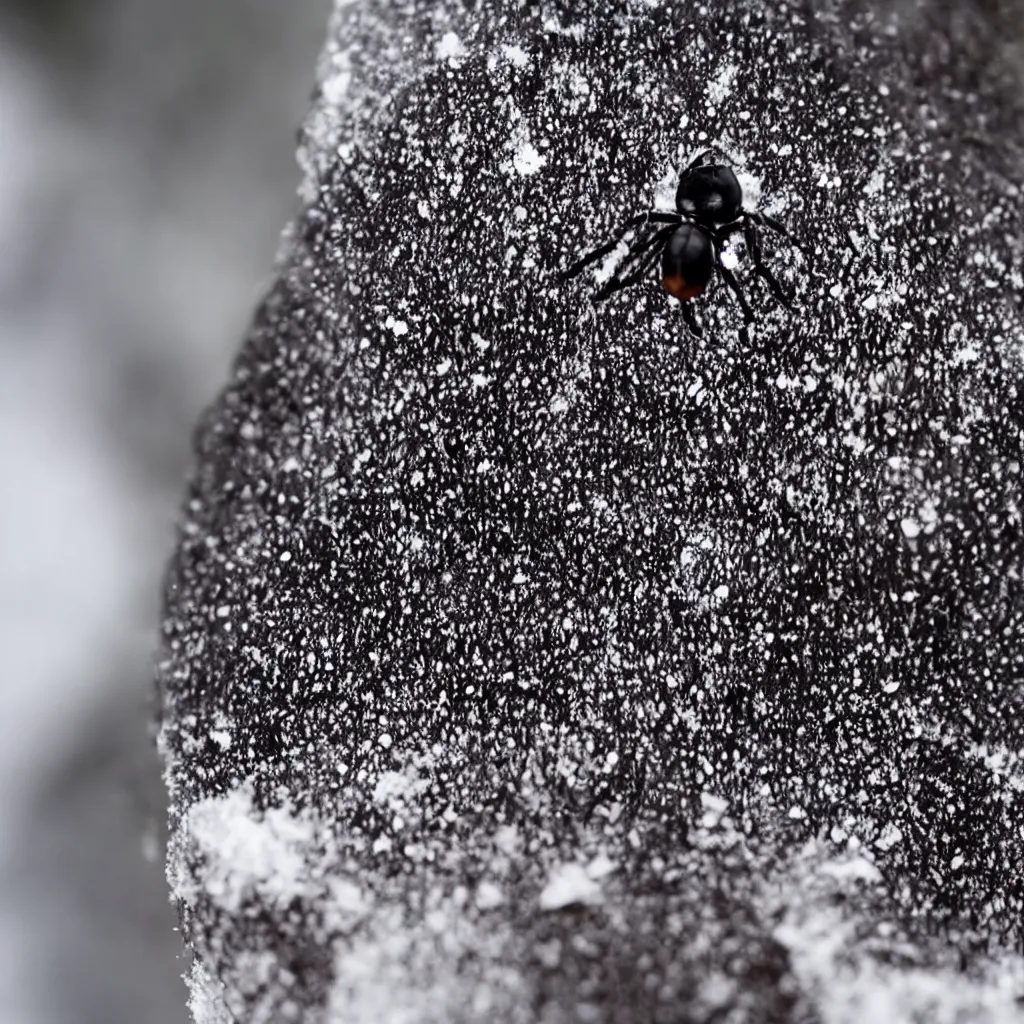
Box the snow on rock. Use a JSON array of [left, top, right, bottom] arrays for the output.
[[775, 903, 1024, 1024], [186, 962, 232, 1024], [538, 861, 605, 911], [161, 0, 1024, 1019], [174, 788, 322, 912]]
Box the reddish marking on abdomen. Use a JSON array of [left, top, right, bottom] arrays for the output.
[[663, 275, 705, 301]]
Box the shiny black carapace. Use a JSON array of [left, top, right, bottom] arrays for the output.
[[562, 149, 800, 337]]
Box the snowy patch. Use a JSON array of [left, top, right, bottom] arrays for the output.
[[436, 32, 467, 64], [502, 45, 530, 67], [706, 63, 738, 106], [374, 765, 430, 808], [209, 729, 232, 750], [327, 898, 525, 1023], [736, 170, 763, 211], [186, 961, 232, 1024], [818, 856, 881, 884], [776, 905, 1024, 1024], [475, 881, 505, 910], [539, 861, 607, 910], [512, 140, 547, 177], [174, 788, 338, 915]]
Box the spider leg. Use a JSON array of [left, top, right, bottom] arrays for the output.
[[595, 247, 663, 302], [715, 260, 756, 324], [742, 219, 794, 309], [561, 213, 648, 281], [685, 148, 716, 171], [750, 211, 793, 239], [594, 225, 675, 302], [685, 146, 731, 171], [561, 212, 680, 281], [715, 221, 745, 243], [748, 210, 814, 269], [680, 301, 703, 339]]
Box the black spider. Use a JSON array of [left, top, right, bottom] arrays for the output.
[[561, 148, 803, 338]]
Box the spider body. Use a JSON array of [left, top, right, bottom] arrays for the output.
[[562, 149, 803, 337]]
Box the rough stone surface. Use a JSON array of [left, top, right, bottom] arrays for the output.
[[160, 0, 1024, 1020]]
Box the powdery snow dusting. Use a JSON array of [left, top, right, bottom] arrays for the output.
[[161, 0, 1024, 1020], [173, 788, 322, 912]]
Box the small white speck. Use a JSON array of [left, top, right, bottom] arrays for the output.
[[876, 824, 904, 850], [713, 584, 729, 600], [322, 70, 352, 105], [502, 45, 530, 66], [513, 141, 546, 177], [863, 169, 885, 196], [494, 826, 519, 855], [900, 518, 921, 539], [586, 854, 616, 880], [436, 31, 466, 62], [843, 433, 868, 455], [701, 792, 729, 815], [539, 863, 602, 910], [436, 358, 452, 376], [378, 733, 393, 750], [280, 551, 292, 563], [210, 730, 232, 750], [476, 882, 505, 910]]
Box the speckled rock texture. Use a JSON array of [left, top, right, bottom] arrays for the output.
[[159, 0, 1024, 1020]]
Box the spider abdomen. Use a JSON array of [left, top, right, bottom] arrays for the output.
[[662, 224, 714, 301]]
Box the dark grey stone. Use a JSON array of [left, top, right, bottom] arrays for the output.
[[160, 1, 1024, 1019]]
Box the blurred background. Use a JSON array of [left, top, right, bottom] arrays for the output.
[[0, 1, 331, 1021]]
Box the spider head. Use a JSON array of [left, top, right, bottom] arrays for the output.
[[675, 164, 743, 226]]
